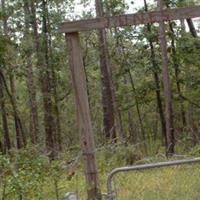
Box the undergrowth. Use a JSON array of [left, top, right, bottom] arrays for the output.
[[0, 142, 200, 200]]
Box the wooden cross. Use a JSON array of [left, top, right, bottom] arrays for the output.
[[59, 5, 200, 199]]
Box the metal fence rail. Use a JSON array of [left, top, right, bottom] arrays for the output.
[[106, 157, 200, 200]]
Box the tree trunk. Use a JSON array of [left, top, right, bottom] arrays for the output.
[[47, 11, 62, 152], [51, 66, 62, 152], [1, 0, 7, 35], [1, 0, 26, 149], [23, 0, 39, 144], [30, 0, 55, 159], [95, 0, 116, 141], [113, 27, 147, 150], [113, 32, 127, 143], [144, 0, 167, 145], [9, 75, 26, 148], [0, 0, 11, 153], [184, 20, 199, 144], [41, 0, 56, 159], [180, 19, 186, 32], [127, 70, 147, 154], [165, 0, 187, 130], [0, 70, 26, 149], [128, 110, 137, 144], [188, 105, 199, 145], [186, 18, 198, 38], [0, 75, 11, 152], [0, 141, 3, 153], [158, 0, 175, 156], [168, 22, 186, 128]]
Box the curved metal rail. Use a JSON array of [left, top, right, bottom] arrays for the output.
[[106, 157, 200, 200]]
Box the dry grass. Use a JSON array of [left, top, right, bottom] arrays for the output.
[[53, 163, 200, 200]]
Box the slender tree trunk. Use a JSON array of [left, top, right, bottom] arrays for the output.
[[158, 0, 175, 156], [0, 0, 11, 153], [41, 0, 55, 159], [168, 23, 186, 128], [180, 19, 186, 32], [186, 18, 198, 38], [30, 0, 55, 159], [113, 28, 131, 142], [0, 141, 3, 153], [113, 28, 147, 150], [0, 76, 11, 152], [153, 71, 167, 142], [117, 109, 125, 142], [165, 0, 186, 129], [188, 105, 199, 145], [9, 75, 26, 148], [47, 12, 62, 152], [95, 0, 116, 141], [0, 0, 11, 152], [0, 70, 26, 149], [51, 67, 62, 152], [144, 0, 167, 145], [184, 19, 199, 144], [1, 0, 26, 149], [1, 0, 7, 35], [127, 70, 147, 153], [128, 111, 137, 144], [23, 0, 39, 144]]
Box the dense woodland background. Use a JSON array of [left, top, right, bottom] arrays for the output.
[[0, 0, 200, 199]]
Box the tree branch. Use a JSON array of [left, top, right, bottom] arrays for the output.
[[180, 94, 200, 109]]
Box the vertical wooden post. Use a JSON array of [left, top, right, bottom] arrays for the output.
[[65, 32, 100, 199], [158, 0, 175, 156]]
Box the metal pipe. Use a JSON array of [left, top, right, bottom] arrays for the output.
[[107, 157, 200, 200]]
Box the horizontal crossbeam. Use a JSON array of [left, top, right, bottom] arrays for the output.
[[59, 6, 200, 33]]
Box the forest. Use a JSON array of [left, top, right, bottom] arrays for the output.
[[0, 0, 200, 199]]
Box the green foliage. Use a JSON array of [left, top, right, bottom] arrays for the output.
[[0, 147, 68, 200], [104, 0, 128, 15], [0, 36, 11, 67], [1, 145, 199, 199], [190, 144, 200, 157]]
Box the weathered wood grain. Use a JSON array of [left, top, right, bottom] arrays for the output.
[[65, 32, 99, 199], [59, 6, 200, 33]]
